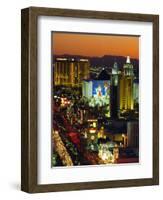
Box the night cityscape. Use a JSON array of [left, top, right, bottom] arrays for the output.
[[52, 33, 139, 167]]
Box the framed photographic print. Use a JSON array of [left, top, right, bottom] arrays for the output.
[[21, 7, 159, 193]]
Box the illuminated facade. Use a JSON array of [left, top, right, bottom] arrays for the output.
[[82, 80, 92, 98], [98, 143, 114, 163], [111, 62, 119, 86], [133, 79, 139, 105], [119, 56, 134, 111], [82, 80, 110, 110], [54, 58, 90, 87]]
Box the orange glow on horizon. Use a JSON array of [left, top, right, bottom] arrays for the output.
[[52, 32, 139, 59]]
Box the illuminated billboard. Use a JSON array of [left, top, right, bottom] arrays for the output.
[[82, 80, 110, 111], [82, 80, 110, 98], [92, 80, 110, 97]]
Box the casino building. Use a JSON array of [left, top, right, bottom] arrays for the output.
[[54, 57, 90, 87]]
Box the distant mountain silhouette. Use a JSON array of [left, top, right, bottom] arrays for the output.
[[53, 54, 139, 76]]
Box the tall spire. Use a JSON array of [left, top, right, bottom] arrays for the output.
[[126, 56, 130, 64]]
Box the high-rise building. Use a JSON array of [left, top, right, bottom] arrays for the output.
[[133, 79, 139, 105], [111, 62, 119, 86], [82, 80, 93, 98], [127, 121, 139, 148], [119, 56, 134, 112], [54, 58, 90, 87], [110, 62, 119, 118]]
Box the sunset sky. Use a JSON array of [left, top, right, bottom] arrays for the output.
[[52, 32, 139, 59]]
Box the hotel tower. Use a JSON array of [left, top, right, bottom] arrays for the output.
[[119, 56, 134, 112]]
